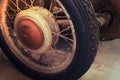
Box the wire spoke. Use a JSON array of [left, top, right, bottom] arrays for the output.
[[8, 4, 18, 14], [52, 32, 73, 42], [20, 0, 31, 8], [60, 34, 73, 42], [16, 0, 20, 12], [49, 0, 53, 11], [52, 8, 63, 15], [5, 11, 14, 23], [9, 0, 22, 12], [55, 16, 67, 19], [60, 26, 71, 33], [64, 33, 73, 36], [30, 0, 35, 6]]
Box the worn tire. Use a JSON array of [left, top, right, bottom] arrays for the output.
[[0, 0, 99, 80]]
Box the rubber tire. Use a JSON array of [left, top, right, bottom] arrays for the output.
[[0, 0, 99, 80]]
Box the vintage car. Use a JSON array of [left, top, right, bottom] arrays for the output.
[[0, 0, 118, 80]]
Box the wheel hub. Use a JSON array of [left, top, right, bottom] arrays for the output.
[[14, 7, 59, 53], [16, 19, 44, 49]]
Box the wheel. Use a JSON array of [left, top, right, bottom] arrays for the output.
[[91, 0, 120, 40], [0, 0, 99, 79]]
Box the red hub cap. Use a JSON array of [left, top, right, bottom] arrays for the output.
[[16, 19, 44, 49]]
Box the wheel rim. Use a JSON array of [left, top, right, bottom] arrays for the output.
[[1, 0, 76, 74]]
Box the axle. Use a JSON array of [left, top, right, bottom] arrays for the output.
[[96, 12, 111, 27]]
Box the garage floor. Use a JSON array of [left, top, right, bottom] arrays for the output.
[[81, 39, 120, 80], [0, 39, 120, 80]]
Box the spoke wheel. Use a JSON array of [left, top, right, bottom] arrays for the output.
[[0, 0, 99, 79], [1, 0, 76, 74]]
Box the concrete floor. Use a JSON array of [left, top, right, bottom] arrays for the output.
[[0, 39, 120, 80], [81, 39, 120, 80]]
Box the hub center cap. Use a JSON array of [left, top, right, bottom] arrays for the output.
[[17, 19, 44, 49], [14, 7, 59, 54]]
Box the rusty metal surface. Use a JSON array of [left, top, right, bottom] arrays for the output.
[[16, 19, 44, 49], [91, 0, 120, 40]]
